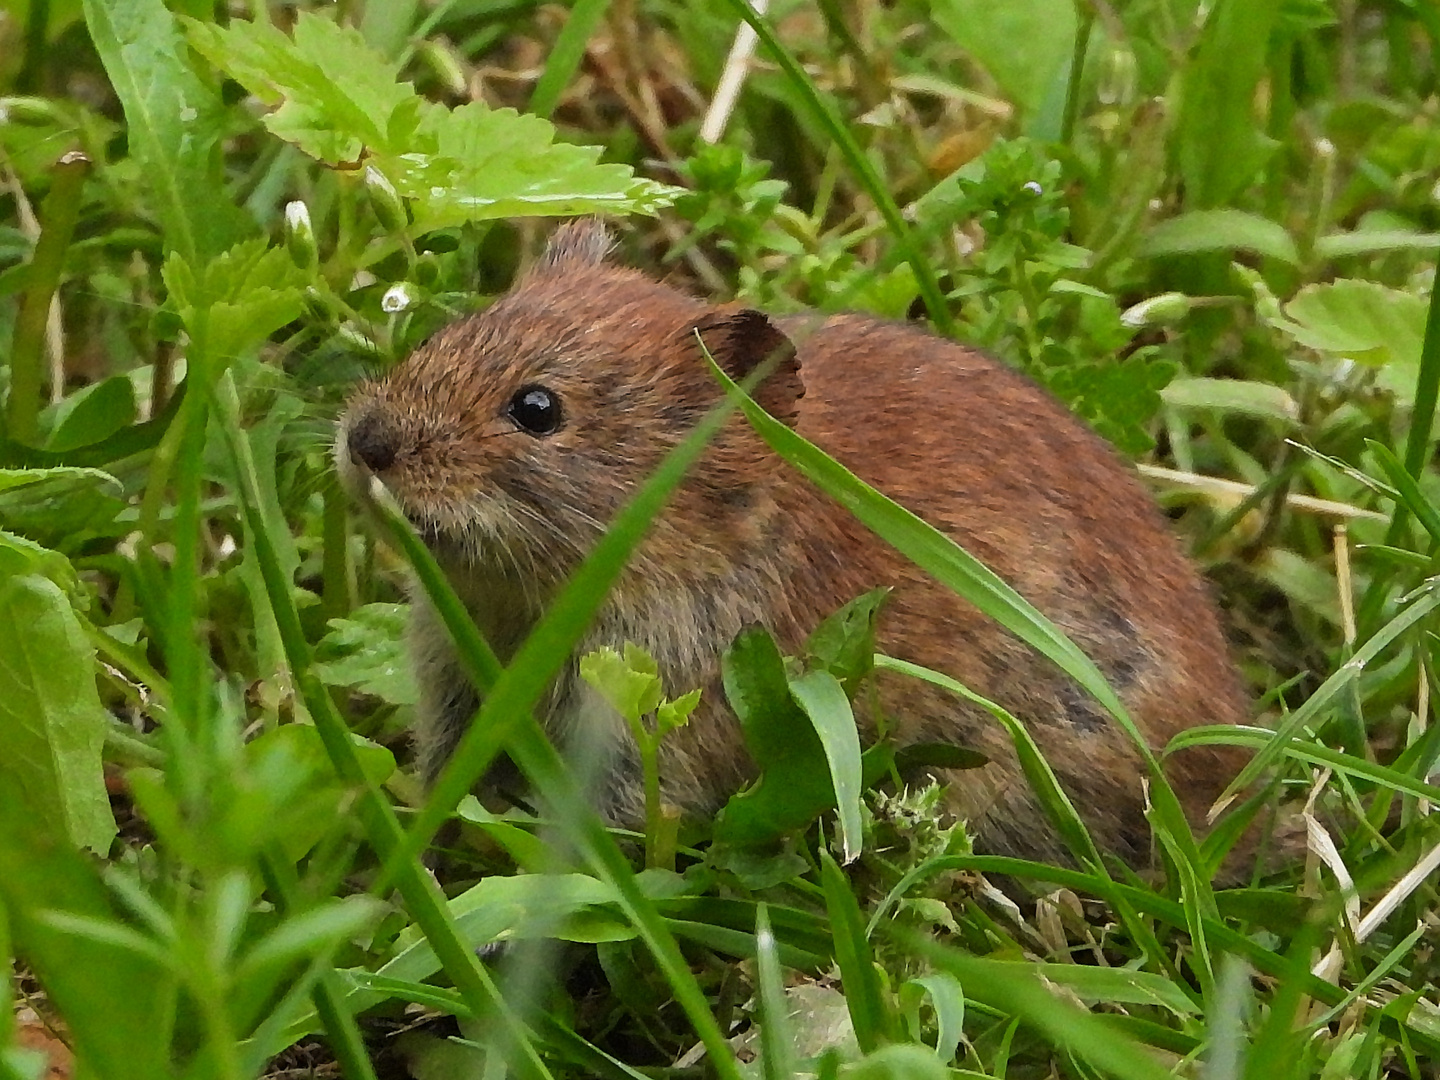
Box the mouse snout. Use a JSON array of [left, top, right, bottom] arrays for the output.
[[346, 407, 401, 474]]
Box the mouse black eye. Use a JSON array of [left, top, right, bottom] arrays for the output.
[[507, 384, 564, 436]]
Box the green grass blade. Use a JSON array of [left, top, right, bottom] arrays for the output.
[[899, 933, 1176, 1080], [819, 849, 895, 1053], [754, 904, 796, 1080], [528, 0, 611, 119], [1219, 581, 1440, 798]]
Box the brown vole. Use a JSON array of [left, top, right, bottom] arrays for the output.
[[336, 219, 1250, 868]]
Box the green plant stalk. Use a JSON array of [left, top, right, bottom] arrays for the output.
[[7, 151, 89, 445], [714, 0, 955, 337], [210, 374, 554, 1080], [258, 852, 378, 1080], [320, 477, 353, 621], [528, 0, 611, 119], [627, 717, 664, 870], [1059, 3, 1095, 146], [1357, 249, 1440, 631]]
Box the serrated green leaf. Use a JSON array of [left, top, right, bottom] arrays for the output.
[[579, 645, 663, 723], [656, 687, 701, 733], [0, 528, 79, 596], [0, 574, 116, 854], [185, 11, 679, 232], [313, 603, 418, 706], [162, 239, 307, 362], [184, 12, 414, 163], [805, 588, 889, 697]]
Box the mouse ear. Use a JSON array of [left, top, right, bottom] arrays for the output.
[[692, 308, 804, 427], [537, 218, 615, 273]]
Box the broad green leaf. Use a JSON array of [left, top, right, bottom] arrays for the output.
[[1278, 279, 1428, 400], [1138, 210, 1298, 263], [0, 467, 127, 552], [0, 777, 171, 1080], [81, 0, 249, 261], [41, 375, 138, 452], [788, 669, 863, 864], [0, 574, 115, 854], [714, 627, 846, 848], [313, 603, 419, 706], [929, 0, 1076, 118], [1161, 376, 1300, 424], [1033, 963, 1200, 1016], [185, 11, 678, 231], [1174, 0, 1283, 208], [0, 527, 79, 596], [845, 1044, 950, 1080]]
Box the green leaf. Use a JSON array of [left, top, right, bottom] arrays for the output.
[[0, 527, 80, 596], [184, 12, 415, 164], [1279, 279, 1428, 400], [579, 645, 664, 723], [1161, 376, 1300, 424], [161, 238, 307, 363], [0, 777, 172, 1080], [804, 588, 889, 697], [929, 0, 1076, 117], [0, 574, 116, 854], [787, 669, 864, 864], [313, 603, 419, 706], [1033, 962, 1201, 1016], [1174, 0, 1284, 208], [900, 973, 966, 1064], [0, 467, 127, 552], [81, 0, 250, 261], [41, 375, 138, 453], [185, 11, 679, 232], [820, 849, 895, 1053], [1138, 210, 1298, 263], [714, 627, 845, 848], [655, 687, 701, 734]]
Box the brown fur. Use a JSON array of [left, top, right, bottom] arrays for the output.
[[336, 219, 1251, 869]]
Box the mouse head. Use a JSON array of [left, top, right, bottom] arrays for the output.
[[336, 219, 805, 584]]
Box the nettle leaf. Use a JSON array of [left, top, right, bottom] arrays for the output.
[[1043, 355, 1178, 457], [392, 101, 678, 232], [0, 574, 116, 854], [313, 603, 418, 706], [184, 14, 414, 163], [185, 12, 678, 231], [162, 238, 306, 362], [580, 645, 664, 723]]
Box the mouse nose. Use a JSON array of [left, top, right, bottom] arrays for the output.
[[347, 408, 400, 473]]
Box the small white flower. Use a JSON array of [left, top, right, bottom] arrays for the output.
[[381, 283, 413, 314], [1023, 181, 1043, 196], [285, 200, 311, 232]]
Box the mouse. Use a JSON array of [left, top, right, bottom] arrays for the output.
[[335, 218, 1252, 870]]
